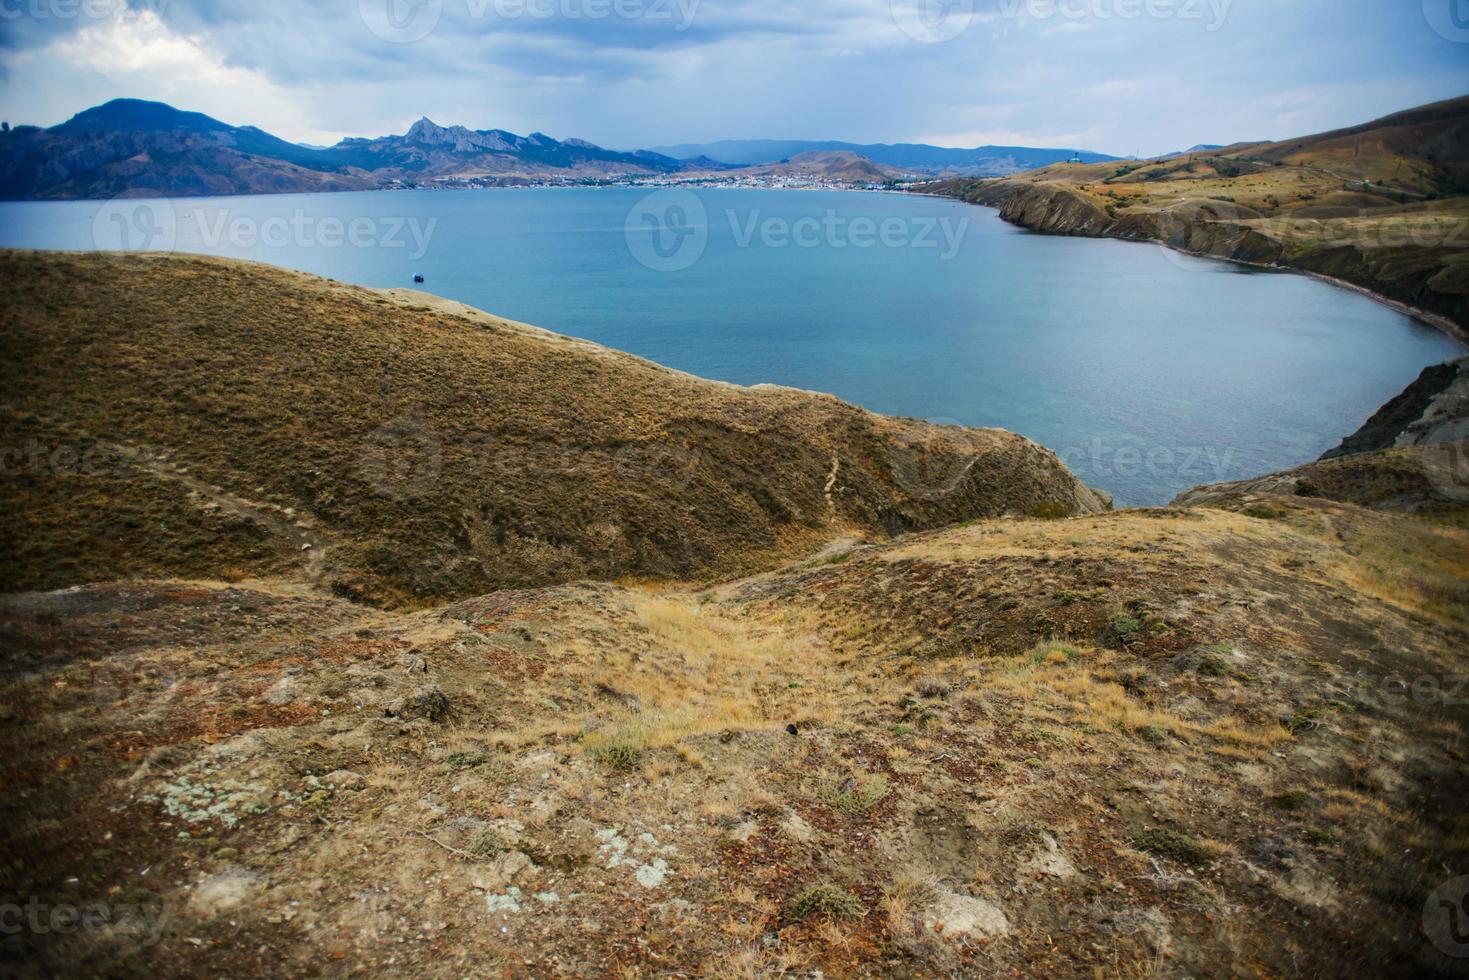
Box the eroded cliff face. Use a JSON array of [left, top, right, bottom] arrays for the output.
[[957, 180, 1469, 333], [1322, 355, 1468, 460]]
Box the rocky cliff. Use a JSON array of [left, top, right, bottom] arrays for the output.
[[1321, 354, 1469, 459]]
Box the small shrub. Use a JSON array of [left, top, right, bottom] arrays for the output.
[[1116, 666, 1151, 694], [1281, 708, 1324, 736], [1271, 790, 1312, 812], [1294, 481, 1321, 498], [1022, 727, 1071, 748], [1026, 501, 1073, 520], [1137, 725, 1170, 745], [585, 725, 646, 770], [1104, 612, 1143, 648], [790, 884, 863, 921], [820, 772, 891, 815], [444, 751, 495, 770], [1196, 647, 1232, 677], [470, 827, 513, 858], [914, 676, 948, 699], [1135, 827, 1213, 867], [1029, 641, 1083, 667]]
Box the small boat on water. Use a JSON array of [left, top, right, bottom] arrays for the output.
[[413, 273, 425, 283]]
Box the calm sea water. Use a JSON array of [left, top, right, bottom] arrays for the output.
[[1, 187, 1461, 505]]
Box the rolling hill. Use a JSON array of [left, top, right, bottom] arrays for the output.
[[0, 249, 1109, 607], [718, 149, 906, 183], [2, 248, 1469, 977]]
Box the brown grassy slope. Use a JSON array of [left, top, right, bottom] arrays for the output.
[[921, 95, 1469, 331], [0, 250, 1106, 606], [3, 499, 1466, 976], [1174, 445, 1469, 528]]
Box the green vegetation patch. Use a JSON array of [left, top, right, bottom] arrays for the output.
[[790, 884, 864, 921]]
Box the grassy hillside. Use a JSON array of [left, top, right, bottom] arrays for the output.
[[923, 95, 1469, 331], [4, 491, 1467, 975], [3, 246, 1469, 976], [0, 250, 1107, 607]]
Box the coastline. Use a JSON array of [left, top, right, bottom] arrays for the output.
[[914, 188, 1469, 349]]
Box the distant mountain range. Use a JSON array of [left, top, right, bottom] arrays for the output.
[[648, 139, 1118, 174], [0, 99, 691, 199], [0, 98, 1115, 199]]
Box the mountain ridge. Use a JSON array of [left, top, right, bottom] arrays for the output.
[[648, 137, 1117, 175], [0, 99, 689, 199], [0, 99, 1116, 198]]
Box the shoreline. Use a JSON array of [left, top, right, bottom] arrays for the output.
[[919, 191, 1469, 349]]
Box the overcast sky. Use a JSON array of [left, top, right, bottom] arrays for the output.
[[0, 0, 1464, 155]]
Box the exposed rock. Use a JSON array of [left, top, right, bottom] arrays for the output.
[[1020, 833, 1078, 879], [322, 769, 365, 790], [923, 891, 1010, 939], [1322, 355, 1469, 459], [190, 867, 261, 916], [393, 685, 452, 723]]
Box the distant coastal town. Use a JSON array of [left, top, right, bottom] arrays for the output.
[[388, 171, 928, 192]]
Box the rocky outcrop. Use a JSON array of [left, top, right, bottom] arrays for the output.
[[1174, 356, 1469, 518], [1322, 355, 1469, 459]]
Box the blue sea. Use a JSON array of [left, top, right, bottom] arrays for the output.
[[1, 186, 1461, 504]]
